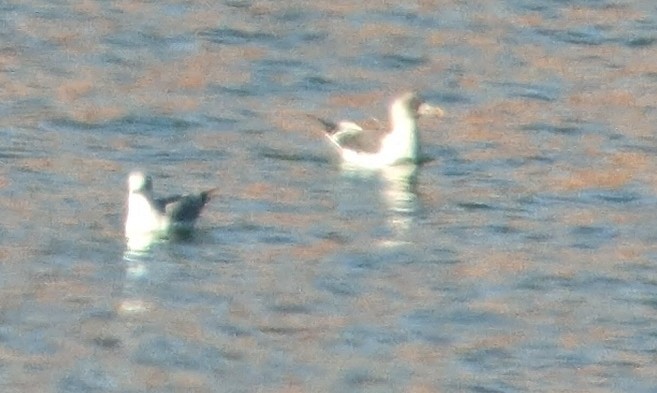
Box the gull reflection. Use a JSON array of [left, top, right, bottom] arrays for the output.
[[381, 164, 419, 214], [119, 245, 153, 315], [379, 164, 420, 246], [338, 162, 420, 245]]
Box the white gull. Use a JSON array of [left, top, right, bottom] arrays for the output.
[[313, 92, 444, 169], [124, 171, 218, 240]]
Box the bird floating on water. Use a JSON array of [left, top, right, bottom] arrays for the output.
[[312, 92, 444, 169], [124, 171, 218, 241]]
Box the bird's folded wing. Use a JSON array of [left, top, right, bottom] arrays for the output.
[[158, 195, 201, 222], [167, 191, 218, 221], [332, 123, 387, 154]]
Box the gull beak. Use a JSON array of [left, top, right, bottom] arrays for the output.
[[418, 103, 445, 118]]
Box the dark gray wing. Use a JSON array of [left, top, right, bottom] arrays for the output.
[[153, 194, 182, 214], [157, 189, 217, 222]]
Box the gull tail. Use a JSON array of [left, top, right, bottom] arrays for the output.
[[200, 188, 220, 205], [307, 115, 341, 135]]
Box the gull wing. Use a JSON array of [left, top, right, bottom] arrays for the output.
[[156, 188, 218, 222], [312, 116, 387, 154]]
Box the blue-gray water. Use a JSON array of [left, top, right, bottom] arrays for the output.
[[2, 1, 657, 392]]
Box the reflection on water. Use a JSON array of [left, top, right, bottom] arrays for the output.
[[120, 245, 153, 315], [122, 202, 163, 315], [380, 163, 419, 215], [339, 163, 420, 247], [380, 164, 419, 246]]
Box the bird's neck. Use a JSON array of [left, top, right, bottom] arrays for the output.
[[128, 192, 150, 209], [385, 111, 419, 162], [126, 192, 165, 235]]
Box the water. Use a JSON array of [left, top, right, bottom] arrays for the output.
[[2, 0, 657, 391]]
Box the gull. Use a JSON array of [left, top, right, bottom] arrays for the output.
[[312, 92, 444, 169], [124, 171, 218, 240]]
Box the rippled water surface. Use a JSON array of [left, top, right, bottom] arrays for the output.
[[2, 1, 657, 392]]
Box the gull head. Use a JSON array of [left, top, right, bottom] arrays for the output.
[[391, 92, 424, 120], [128, 171, 153, 194], [390, 91, 445, 121]]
